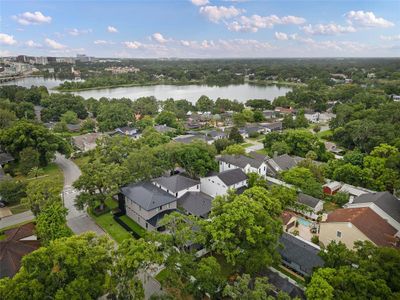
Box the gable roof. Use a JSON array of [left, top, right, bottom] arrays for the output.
[[152, 174, 199, 193], [325, 207, 398, 247], [281, 211, 296, 225], [178, 192, 213, 218], [268, 154, 298, 172], [173, 134, 212, 144], [154, 124, 175, 133], [298, 193, 322, 209], [0, 223, 40, 278], [121, 181, 176, 211], [217, 154, 265, 169], [352, 192, 400, 224], [279, 233, 324, 275], [0, 153, 14, 165], [217, 168, 247, 186]]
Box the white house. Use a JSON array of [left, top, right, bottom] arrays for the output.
[[217, 153, 268, 177], [113, 126, 142, 139], [200, 168, 248, 197]]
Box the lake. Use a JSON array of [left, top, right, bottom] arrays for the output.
[[2, 77, 291, 103]]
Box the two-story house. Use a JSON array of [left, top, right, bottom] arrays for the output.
[[217, 153, 268, 177], [200, 168, 248, 197]]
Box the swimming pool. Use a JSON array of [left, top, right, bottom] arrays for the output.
[[298, 218, 312, 227]]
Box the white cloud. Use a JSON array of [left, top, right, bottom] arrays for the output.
[[380, 34, 400, 41], [302, 23, 356, 35], [200, 5, 244, 23], [107, 26, 118, 33], [94, 40, 114, 45], [151, 32, 168, 43], [191, 0, 209, 6], [44, 38, 66, 50], [25, 40, 42, 48], [13, 11, 51, 25], [0, 33, 17, 45], [228, 14, 306, 32], [123, 41, 142, 49], [345, 10, 394, 28], [275, 32, 288, 40], [68, 28, 92, 36]]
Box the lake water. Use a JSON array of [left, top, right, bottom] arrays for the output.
[[2, 77, 291, 103]]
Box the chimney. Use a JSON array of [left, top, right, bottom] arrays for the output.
[[273, 151, 278, 159]]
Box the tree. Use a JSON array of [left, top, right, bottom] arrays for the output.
[[187, 257, 225, 299], [270, 141, 290, 156], [196, 95, 214, 112], [60, 110, 78, 124], [282, 167, 323, 198], [242, 109, 254, 122], [80, 118, 96, 132], [109, 238, 162, 300], [223, 274, 273, 300], [232, 112, 247, 127], [222, 144, 246, 155], [155, 111, 177, 128], [19, 147, 40, 175], [0, 120, 70, 165], [22, 179, 62, 216], [206, 187, 282, 274], [35, 202, 72, 245], [253, 110, 265, 122], [74, 159, 128, 211], [132, 96, 158, 115], [136, 115, 154, 131], [95, 135, 141, 164], [294, 110, 309, 128], [0, 179, 27, 205], [305, 268, 335, 300], [140, 127, 171, 147], [0, 108, 16, 129], [214, 138, 234, 153], [97, 102, 134, 131], [282, 114, 295, 129], [228, 127, 244, 144], [53, 121, 68, 133], [0, 233, 114, 300]]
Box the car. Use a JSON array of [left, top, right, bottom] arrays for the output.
[[0, 201, 6, 208]]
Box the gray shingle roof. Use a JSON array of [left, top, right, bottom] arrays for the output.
[[0, 153, 14, 165], [352, 192, 400, 223], [298, 193, 322, 209], [217, 168, 247, 186], [147, 209, 177, 227], [217, 154, 265, 169], [178, 192, 213, 218], [121, 181, 176, 211], [279, 233, 324, 276], [268, 154, 298, 171], [152, 174, 199, 193], [154, 124, 175, 133], [173, 134, 212, 144]]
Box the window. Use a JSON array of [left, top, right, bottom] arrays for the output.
[[159, 205, 163, 211], [336, 231, 342, 238], [175, 192, 178, 197]]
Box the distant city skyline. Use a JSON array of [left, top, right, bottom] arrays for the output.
[[1, 0, 399, 58]]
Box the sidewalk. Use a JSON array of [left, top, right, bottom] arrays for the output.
[[0, 211, 34, 229]]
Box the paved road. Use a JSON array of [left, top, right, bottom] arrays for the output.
[[0, 210, 34, 229], [55, 154, 104, 235], [245, 139, 264, 153]]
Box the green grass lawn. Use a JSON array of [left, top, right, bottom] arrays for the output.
[[155, 268, 170, 284], [119, 215, 146, 238], [256, 148, 269, 155], [15, 163, 64, 193], [90, 211, 133, 244], [316, 129, 333, 141], [9, 203, 30, 214], [73, 155, 91, 169], [105, 198, 118, 210], [241, 143, 254, 148], [323, 201, 339, 212]]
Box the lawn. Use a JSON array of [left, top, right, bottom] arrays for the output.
[[323, 201, 340, 212], [90, 211, 132, 244], [9, 203, 30, 214], [155, 268, 170, 284], [119, 215, 146, 238], [15, 163, 64, 193], [256, 148, 269, 156], [241, 143, 254, 148], [73, 155, 91, 169], [316, 129, 333, 141]]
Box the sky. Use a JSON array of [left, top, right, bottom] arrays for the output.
[[0, 0, 399, 58]]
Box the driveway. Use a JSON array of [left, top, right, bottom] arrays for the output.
[[55, 154, 104, 236], [245, 139, 264, 153], [0, 210, 34, 229]]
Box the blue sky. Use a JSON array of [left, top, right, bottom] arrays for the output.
[[1, 0, 399, 57]]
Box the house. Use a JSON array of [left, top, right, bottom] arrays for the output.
[[304, 112, 320, 123], [177, 192, 213, 218], [120, 181, 178, 231], [274, 107, 295, 114], [72, 132, 103, 152], [112, 126, 141, 139], [279, 233, 324, 277], [217, 153, 268, 177], [297, 193, 324, 220], [200, 168, 247, 197], [345, 191, 400, 232], [262, 110, 277, 119], [263, 269, 305, 299], [319, 207, 398, 249], [152, 174, 200, 198], [0, 152, 14, 167], [324, 142, 344, 154], [281, 211, 297, 232], [0, 223, 40, 278], [390, 94, 400, 102], [322, 181, 342, 195], [66, 123, 81, 132], [262, 122, 282, 132], [154, 124, 175, 134], [338, 183, 374, 202], [266, 154, 301, 177], [205, 129, 227, 141]]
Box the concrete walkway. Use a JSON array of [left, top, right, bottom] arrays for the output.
[[245, 139, 264, 153], [0, 210, 34, 229]]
